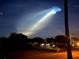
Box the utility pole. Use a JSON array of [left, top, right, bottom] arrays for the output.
[[64, 0, 73, 59]]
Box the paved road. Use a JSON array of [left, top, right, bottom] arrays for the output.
[[12, 50, 79, 59]]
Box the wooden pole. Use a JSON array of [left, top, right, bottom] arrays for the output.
[[64, 0, 73, 59]]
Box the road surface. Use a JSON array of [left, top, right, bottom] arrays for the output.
[[9, 50, 79, 59]]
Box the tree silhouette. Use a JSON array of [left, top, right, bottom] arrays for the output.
[[8, 33, 32, 51], [33, 37, 44, 43], [0, 37, 7, 59], [46, 37, 54, 43], [32, 37, 44, 47], [55, 35, 68, 48]]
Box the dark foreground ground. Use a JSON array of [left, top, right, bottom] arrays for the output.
[[4, 50, 79, 59]]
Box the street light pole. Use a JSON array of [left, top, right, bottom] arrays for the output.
[[64, 0, 73, 59]]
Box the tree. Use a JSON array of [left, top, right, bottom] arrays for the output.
[[33, 37, 44, 43], [8, 33, 31, 50], [32, 37, 44, 47], [55, 35, 68, 48], [0, 37, 7, 59], [46, 37, 54, 43], [55, 35, 68, 43]]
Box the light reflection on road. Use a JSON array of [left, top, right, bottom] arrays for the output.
[[13, 50, 79, 59]]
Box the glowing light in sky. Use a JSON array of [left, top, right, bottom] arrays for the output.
[[21, 7, 62, 36]]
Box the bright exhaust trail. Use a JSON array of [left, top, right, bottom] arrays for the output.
[[23, 7, 62, 36]]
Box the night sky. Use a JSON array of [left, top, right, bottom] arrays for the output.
[[0, 0, 79, 38]]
